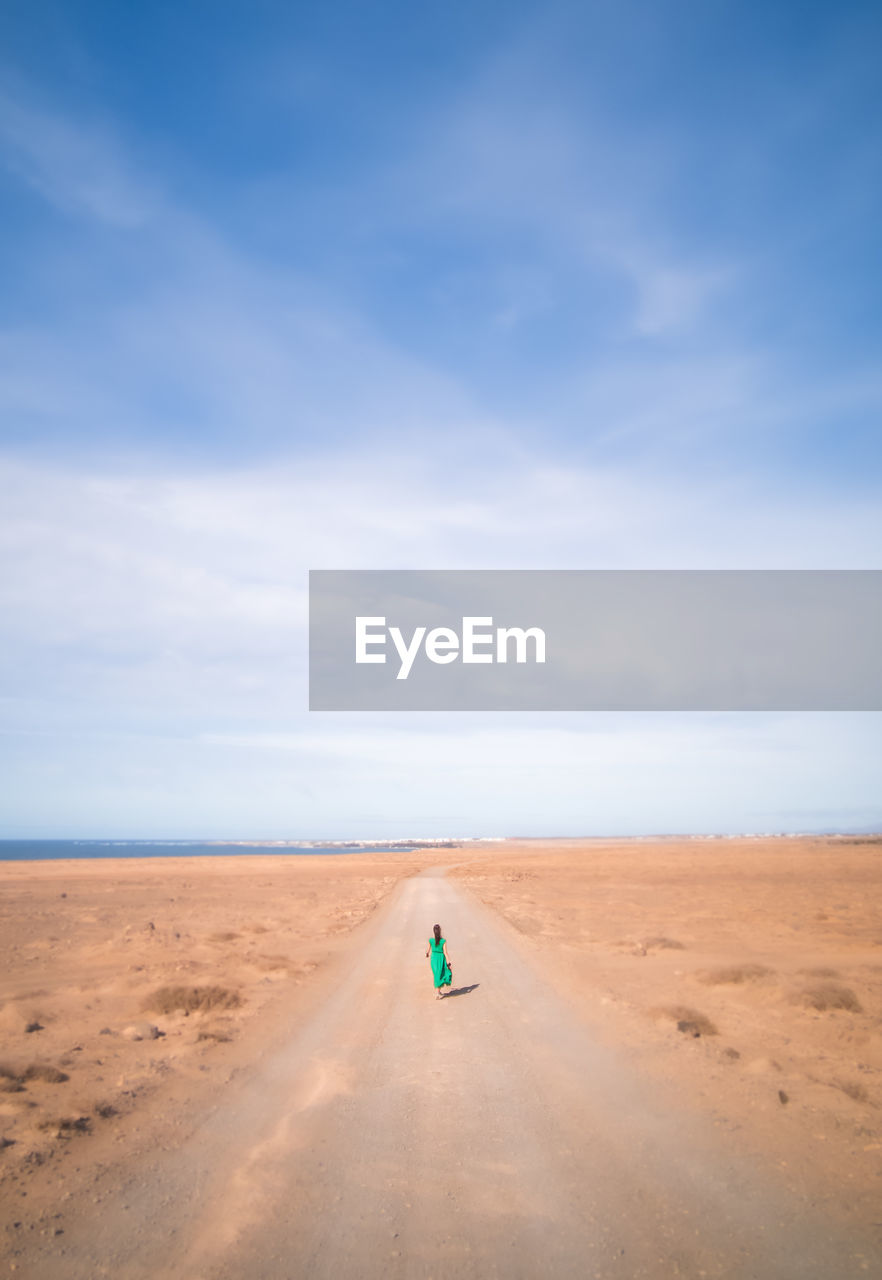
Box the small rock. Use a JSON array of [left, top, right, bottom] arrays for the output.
[[778, 1090, 789, 1105], [121, 1023, 160, 1042], [723, 1047, 741, 1060], [24, 1023, 43, 1034]]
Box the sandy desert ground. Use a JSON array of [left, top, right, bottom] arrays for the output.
[[0, 849, 444, 1255], [452, 836, 882, 1229], [1, 837, 880, 1273]]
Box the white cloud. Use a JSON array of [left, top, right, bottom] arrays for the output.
[[0, 69, 879, 837], [0, 87, 156, 227], [627, 262, 731, 337], [359, 55, 736, 343], [2, 709, 879, 839], [1, 446, 879, 730]]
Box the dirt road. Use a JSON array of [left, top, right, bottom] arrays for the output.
[[26, 868, 881, 1278]]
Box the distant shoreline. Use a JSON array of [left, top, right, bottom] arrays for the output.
[[0, 838, 469, 862], [0, 832, 878, 861]]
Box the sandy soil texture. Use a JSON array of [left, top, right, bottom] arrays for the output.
[[0, 850, 445, 1240], [1, 838, 880, 1277], [452, 836, 882, 1230], [3, 861, 881, 1279]]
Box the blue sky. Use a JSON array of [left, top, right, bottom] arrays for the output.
[[1, 0, 880, 837]]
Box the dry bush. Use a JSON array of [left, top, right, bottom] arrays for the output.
[[794, 983, 862, 1013], [699, 964, 773, 985], [834, 1079, 871, 1104], [142, 985, 242, 1015], [209, 931, 239, 943], [38, 1116, 90, 1135], [254, 953, 292, 971], [0, 1063, 68, 1086], [196, 1029, 233, 1043], [22, 1064, 69, 1083], [652, 1005, 719, 1036], [644, 937, 686, 951]]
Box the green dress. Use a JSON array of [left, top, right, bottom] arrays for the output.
[[429, 936, 452, 989]]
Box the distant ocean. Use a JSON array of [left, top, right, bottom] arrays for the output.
[[0, 841, 421, 862]]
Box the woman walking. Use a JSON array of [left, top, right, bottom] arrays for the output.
[[426, 923, 452, 998]]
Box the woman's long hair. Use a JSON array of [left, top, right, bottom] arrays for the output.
[[433, 923, 441, 943]]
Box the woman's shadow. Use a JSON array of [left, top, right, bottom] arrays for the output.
[[442, 983, 479, 999]]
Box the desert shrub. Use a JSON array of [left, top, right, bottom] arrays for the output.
[[255, 953, 292, 971], [795, 983, 862, 1013], [38, 1116, 90, 1135], [644, 937, 686, 951], [699, 964, 773, 985], [22, 1064, 69, 1084], [652, 1005, 719, 1035], [0, 1063, 68, 1086], [142, 985, 241, 1015], [834, 1079, 870, 1104]]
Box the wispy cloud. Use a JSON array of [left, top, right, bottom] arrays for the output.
[[0, 13, 879, 838], [0, 85, 156, 227], [352, 52, 739, 344], [1, 447, 879, 737], [1, 71, 879, 483]]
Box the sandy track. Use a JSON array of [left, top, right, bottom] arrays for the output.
[[25, 868, 881, 1279]]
